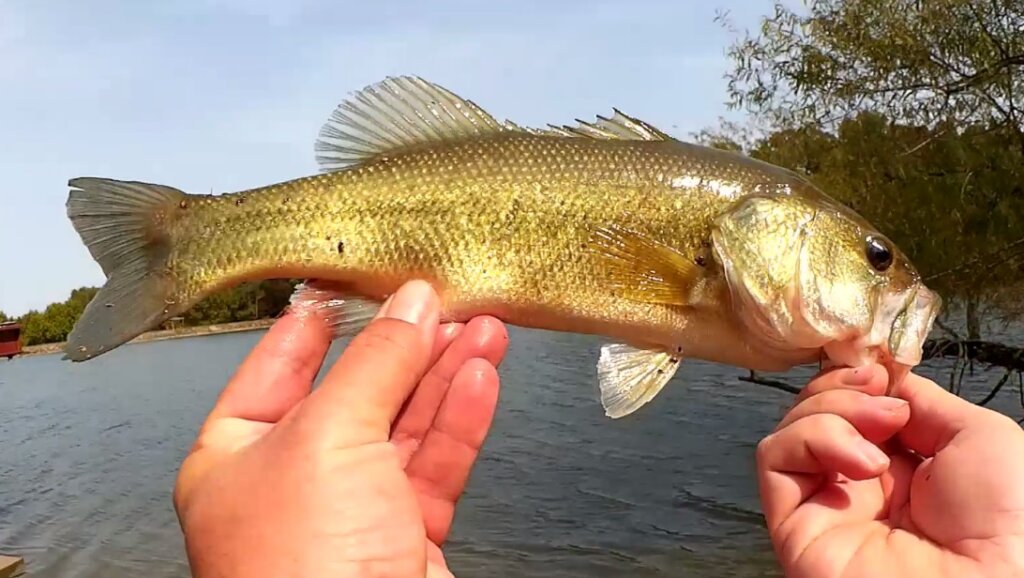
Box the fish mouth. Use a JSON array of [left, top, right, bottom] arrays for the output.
[[888, 284, 942, 366], [821, 282, 941, 393], [881, 283, 942, 393]]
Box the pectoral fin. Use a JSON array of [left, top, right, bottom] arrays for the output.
[[588, 224, 704, 306], [597, 343, 683, 418], [288, 280, 382, 339]]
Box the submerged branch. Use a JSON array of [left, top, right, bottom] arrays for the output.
[[922, 338, 1024, 373], [738, 371, 802, 395]]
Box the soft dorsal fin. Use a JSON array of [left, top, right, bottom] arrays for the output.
[[315, 76, 511, 172], [537, 109, 673, 141], [314, 76, 675, 172]]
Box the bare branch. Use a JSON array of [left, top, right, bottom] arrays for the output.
[[935, 319, 962, 340], [967, 1, 1011, 61], [976, 367, 1014, 406], [925, 235, 1024, 282], [738, 370, 802, 395]]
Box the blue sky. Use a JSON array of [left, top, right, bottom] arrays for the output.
[[1, 0, 787, 316]]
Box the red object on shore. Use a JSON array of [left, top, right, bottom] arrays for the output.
[[0, 322, 22, 359]]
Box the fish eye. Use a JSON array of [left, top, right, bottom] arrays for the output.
[[865, 236, 893, 272]]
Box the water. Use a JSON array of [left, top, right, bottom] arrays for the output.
[[0, 327, 1020, 577]]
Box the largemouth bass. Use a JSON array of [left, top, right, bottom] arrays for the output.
[[64, 76, 940, 418]]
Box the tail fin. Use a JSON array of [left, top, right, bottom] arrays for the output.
[[64, 177, 188, 361]]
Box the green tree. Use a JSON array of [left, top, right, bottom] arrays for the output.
[[15, 279, 302, 345], [183, 280, 298, 326], [0, 311, 8, 323], [698, 111, 1024, 339], [721, 0, 1024, 150], [17, 287, 100, 345]]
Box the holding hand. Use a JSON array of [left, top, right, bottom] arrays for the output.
[[173, 280, 509, 578], [757, 364, 1024, 577]]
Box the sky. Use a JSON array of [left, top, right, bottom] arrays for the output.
[[0, 0, 789, 316]]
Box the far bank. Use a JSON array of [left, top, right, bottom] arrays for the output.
[[20, 319, 276, 358]]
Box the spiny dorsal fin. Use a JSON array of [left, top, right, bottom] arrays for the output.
[[315, 76, 511, 172], [314, 77, 674, 172], [539, 109, 673, 141]]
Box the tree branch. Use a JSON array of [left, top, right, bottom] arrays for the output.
[[923, 338, 1024, 372], [738, 370, 802, 395], [925, 235, 1024, 282]]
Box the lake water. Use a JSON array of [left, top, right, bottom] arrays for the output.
[[1, 326, 1020, 577]]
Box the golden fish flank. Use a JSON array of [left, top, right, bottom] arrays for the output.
[[64, 75, 941, 418]]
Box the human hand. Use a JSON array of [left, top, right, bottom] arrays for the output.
[[757, 365, 1024, 578], [173, 280, 509, 578]]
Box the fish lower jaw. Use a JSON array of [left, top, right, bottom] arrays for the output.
[[822, 340, 882, 368]]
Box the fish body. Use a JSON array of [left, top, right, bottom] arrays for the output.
[[156, 132, 820, 370], [64, 76, 941, 418]]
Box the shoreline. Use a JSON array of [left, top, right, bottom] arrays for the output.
[[20, 318, 277, 357]]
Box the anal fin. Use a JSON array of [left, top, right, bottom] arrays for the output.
[[288, 280, 382, 340], [597, 343, 683, 418]]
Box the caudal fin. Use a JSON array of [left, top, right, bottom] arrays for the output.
[[64, 177, 188, 361]]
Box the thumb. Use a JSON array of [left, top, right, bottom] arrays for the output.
[[894, 371, 1009, 457], [297, 280, 441, 447]]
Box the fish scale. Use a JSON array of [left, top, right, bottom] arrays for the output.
[[63, 75, 940, 419]]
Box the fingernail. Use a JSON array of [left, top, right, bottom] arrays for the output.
[[854, 438, 889, 469], [374, 293, 396, 320], [841, 366, 874, 386], [385, 280, 435, 324], [871, 396, 908, 413]]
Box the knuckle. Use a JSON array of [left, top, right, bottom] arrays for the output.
[[796, 388, 868, 416], [791, 413, 856, 442], [779, 389, 864, 430], [815, 388, 868, 409], [351, 319, 423, 370], [815, 412, 859, 439], [755, 433, 777, 463]]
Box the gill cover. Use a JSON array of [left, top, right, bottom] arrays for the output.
[[710, 194, 878, 351]]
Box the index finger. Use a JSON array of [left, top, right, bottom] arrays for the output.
[[299, 280, 441, 446], [795, 364, 889, 405], [205, 310, 332, 425]]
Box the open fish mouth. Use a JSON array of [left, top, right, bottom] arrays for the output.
[[888, 284, 942, 367], [881, 284, 941, 394], [818, 281, 941, 393]]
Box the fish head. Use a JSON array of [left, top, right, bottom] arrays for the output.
[[710, 191, 941, 386]]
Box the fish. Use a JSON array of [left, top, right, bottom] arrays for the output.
[[63, 75, 941, 418]]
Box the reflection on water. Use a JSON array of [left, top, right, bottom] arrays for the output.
[[0, 327, 1018, 577]]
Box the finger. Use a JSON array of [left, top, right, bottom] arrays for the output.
[[430, 323, 465, 367], [757, 410, 907, 533], [300, 280, 440, 446], [407, 358, 500, 544], [391, 321, 465, 445], [892, 371, 1010, 457], [776, 446, 921, 563], [776, 389, 910, 435], [794, 363, 889, 404], [884, 451, 922, 531], [205, 310, 332, 425], [392, 316, 508, 454]]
